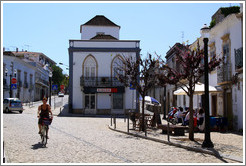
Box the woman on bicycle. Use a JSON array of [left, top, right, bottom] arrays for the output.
[[37, 97, 53, 138]]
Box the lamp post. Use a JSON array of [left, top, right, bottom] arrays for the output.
[[49, 71, 53, 106], [200, 24, 214, 148]]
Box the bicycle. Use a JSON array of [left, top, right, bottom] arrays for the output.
[[40, 117, 52, 147]]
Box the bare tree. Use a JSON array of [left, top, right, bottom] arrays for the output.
[[116, 53, 159, 131], [158, 43, 221, 140]]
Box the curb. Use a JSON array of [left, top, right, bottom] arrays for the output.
[[108, 125, 243, 163]]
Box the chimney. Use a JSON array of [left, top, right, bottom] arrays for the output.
[[16, 48, 18, 52]]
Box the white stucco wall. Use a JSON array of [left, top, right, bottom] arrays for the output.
[[71, 40, 139, 48], [3, 55, 36, 102], [209, 13, 243, 130], [97, 93, 111, 109], [81, 26, 120, 40], [72, 50, 137, 111], [125, 87, 136, 110]]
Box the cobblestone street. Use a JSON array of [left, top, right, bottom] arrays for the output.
[[2, 96, 241, 164]]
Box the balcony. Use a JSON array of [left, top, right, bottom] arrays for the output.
[[235, 47, 243, 72], [217, 63, 232, 85], [35, 77, 49, 87], [80, 77, 124, 87]]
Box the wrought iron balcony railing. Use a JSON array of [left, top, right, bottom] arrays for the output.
[[80, 76, 124, 87], [235, 47, 243, 70], [217, 63, 232, 85], [35, 77, 49, 86]]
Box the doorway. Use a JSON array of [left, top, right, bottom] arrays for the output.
[[84, 94, 96, 114], [211, 95, 217, 116]]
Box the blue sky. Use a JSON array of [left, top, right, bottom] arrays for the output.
[[2, 2, 241, 74]]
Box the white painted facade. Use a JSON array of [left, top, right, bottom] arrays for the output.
[[174, 9, 244, 130], [3, 55, 36, 102], [81, 26, 120, 40], [69, 16, 140, 115], [208, 11, 243, 130]]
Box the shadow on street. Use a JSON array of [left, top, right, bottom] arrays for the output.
[[31, 143, 46, 150]]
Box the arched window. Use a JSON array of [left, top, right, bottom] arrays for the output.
[[112, 55, 123, 78], [84, 55, 97, 79]]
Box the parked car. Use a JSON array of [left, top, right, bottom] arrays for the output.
[[58, 92, 64, 97], [3, 98, 23, 113]]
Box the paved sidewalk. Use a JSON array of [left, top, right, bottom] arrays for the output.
[[108, 117, 244, 163], [28, 101, 244, 163]]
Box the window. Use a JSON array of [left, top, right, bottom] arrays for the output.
[[24, 72, 27, 83], [113, 93, 123, 109], [112, 56, 123, 77], [97, 32, 105, 35], [84, 56, 96, 78]]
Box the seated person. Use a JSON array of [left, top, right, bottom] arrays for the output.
[[197, 108, 205, 131], [184, 111, 190, 126]]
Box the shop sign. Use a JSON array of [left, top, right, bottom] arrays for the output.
[[97, 88, 118, 93]]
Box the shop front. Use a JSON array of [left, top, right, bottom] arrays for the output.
[[83, 87, 125, 115]]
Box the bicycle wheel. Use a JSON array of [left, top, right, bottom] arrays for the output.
[[41, 126, 48, 147]]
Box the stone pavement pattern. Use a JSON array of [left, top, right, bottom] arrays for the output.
[[2, 98, 242, 163]]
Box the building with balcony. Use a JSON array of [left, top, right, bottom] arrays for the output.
[[3, 54, 36, 102], [68, 15, 140, 115], [3, 50, 55, 102], [208, 4, 243, 131]]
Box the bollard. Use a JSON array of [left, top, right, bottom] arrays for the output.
[[167, 121, 170, 142], [111, 115, 112, 126], [124, 111, 126, 122], [145, 119, 147, 137], [114, 115, 116, 129], [127, 112, 129, 133]]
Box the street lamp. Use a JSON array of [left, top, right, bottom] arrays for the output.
[[200, 24, 214, 148], [49, 71, 53, 106]]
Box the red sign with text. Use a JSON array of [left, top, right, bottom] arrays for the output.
[[60, 85, 65, 89]]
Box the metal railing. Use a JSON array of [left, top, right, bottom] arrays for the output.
[[217, 63, 232, 84], [235, 47, 243, 70], [35, 77, 49, 86], [80, 76, 124, 87]]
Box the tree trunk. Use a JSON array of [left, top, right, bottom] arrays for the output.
[[141, 96, 145, 131], [188, 93, 194, 141]]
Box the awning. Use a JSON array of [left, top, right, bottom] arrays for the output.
[[173, 82, 221, 95]]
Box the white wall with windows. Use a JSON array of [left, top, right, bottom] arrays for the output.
[[3, 55, 36, 102], [209, 11, 243, 130]]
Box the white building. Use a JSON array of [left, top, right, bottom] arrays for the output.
[[3, 54, 36, 102], [68, 15, 140, 115], [208, 5, 243, 131], [3, 51, 56, 102], [173, 5, 243, 131]]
